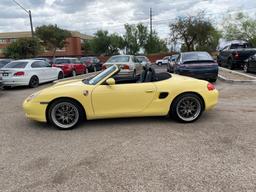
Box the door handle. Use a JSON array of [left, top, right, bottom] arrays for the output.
[[145, 90, 154, 93]]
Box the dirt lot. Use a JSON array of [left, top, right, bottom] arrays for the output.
[[0, 73, 256, 192]]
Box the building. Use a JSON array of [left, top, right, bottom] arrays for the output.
[[0, 31, 93, 58]]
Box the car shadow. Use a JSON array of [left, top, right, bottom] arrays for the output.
[[29, 116, 174, 131]]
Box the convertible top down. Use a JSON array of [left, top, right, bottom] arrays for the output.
[[23, 65, 219, 129]]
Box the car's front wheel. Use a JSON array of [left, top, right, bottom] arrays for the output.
[[47, 99, 84, 129], [58, 72, 64, 79], [170, 93, 204, 123]]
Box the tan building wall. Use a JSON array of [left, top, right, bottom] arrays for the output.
[[0, 31, 93, 58]]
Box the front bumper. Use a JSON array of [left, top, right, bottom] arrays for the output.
[[23, 100, 48, 122]]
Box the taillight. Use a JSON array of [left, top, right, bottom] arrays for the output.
[[122, 64, 130, 70], [207, 83, 215, 91], [14, 71, 25, 76], [102, 65, 107, 70], [234, 52, 240, 59]]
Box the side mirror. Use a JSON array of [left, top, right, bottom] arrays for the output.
[[106, 78, 115, 86]]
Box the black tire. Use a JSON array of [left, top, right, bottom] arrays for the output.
[[170, 93, 204, 123], [227, 59, 234, 70], [47, 99, 85, 130], [209, 78, 217, 82], [158, 62, 162, 66], [58, 72, 64, 79], [29, 76, 39, 88]]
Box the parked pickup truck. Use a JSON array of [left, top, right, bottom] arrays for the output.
[[217, 42, 256, 69]]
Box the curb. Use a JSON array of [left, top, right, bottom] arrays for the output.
[[219, 67, 256, 80], [218, 74, 256, 84]]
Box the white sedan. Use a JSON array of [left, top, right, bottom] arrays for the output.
[[0, 59, 63, 88], [102, 55, 143, 79]]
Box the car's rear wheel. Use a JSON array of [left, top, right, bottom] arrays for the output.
[[158, 62, 162, 66], [48, 99, 83, 129], [170, 93, 203, 123], [29, 76, 39, 88], [58, 72, 64, 79], [227, 59, 233, 70]]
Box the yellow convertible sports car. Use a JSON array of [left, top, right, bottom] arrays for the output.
[[23, 65, 219, 129]]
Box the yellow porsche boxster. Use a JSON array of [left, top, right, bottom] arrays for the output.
[[23, 65, 219, 129]]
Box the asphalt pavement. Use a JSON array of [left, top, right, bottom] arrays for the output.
[[0, 66, 256, 192]]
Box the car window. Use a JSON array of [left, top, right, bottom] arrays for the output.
[[55, 59, 71, 64], [230, 44, 250, 49], [31, 61, 42, 68], [87, 65, 117, 85], [3, 61, 28, 68], [40, 61, 51, 68], [107, 56, 130, 63], [0, 60, 11, 68]]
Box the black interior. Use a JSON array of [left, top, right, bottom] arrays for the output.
[[113, 66, 172, 84]]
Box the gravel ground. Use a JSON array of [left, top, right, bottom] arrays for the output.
[[0, 68, 256, 192]]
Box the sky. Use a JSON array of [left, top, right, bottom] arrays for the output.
[[0, 0, 256, 39]]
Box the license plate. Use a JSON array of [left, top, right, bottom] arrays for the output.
[[2, 73, 9, 77]]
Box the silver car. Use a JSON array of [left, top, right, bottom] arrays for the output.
[[103, 55, 143, 79]]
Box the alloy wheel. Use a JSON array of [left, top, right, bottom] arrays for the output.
[[176, 96, 201, 122], [51, 102, 79, 129]]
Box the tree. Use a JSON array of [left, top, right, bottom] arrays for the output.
[[170, 12, 220, 52], [35, 24, 71, 58], [108, 33, 125, 55], [222, 12, 256, 46], [4, 38, 41, 59], [145, 31, 168, 54], [124, 24, 140, 54]]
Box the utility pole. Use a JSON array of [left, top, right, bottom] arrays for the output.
[[12, 0, 34, 37], [150, 8, 153, 36]]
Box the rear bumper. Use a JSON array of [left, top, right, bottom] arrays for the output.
[[176, 68, 218, 80], [204, 90, 219, 111], [115, 70, 134, 78], [2, 77, 30, 86]]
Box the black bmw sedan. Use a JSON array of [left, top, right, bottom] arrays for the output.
[[173, 52, 219, 82]]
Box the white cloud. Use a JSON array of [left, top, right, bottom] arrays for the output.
[[0, 0, 255, 38]]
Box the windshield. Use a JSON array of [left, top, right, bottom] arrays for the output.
[[87, 65, 117, 85], [230, 44, 251, 49], [182, 52, 213, 63], [3, 61, 28, 68], [107, 56, 130, 63]]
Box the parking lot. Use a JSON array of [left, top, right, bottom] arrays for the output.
[[1, 66, 256, 192]]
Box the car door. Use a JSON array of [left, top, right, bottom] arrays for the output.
[[41, 61, 57, 80], [91, 82, 156, 117], [73, 59, 84, 74], [132, 56, 143, 75], [31, 61, 47, 82]]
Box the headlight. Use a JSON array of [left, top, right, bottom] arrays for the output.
[[26, 92, 40, 102]]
